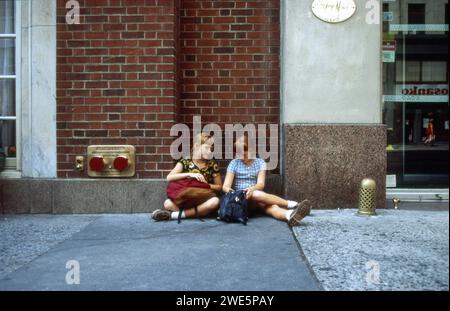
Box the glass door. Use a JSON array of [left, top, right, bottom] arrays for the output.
[[383, 0, 449, 188]]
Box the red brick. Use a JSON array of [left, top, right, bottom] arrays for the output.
[[57, 0, 279, 178]]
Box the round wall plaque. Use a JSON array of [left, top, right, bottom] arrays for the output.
[[312, 0, 357, 24]]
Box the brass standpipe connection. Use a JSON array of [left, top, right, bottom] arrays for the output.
[[75, 156, 84, 171]]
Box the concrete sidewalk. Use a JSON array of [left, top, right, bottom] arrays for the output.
[[0, 214, 320, 291], [1, 206, 448, 291], [293, 208, 449, 291]]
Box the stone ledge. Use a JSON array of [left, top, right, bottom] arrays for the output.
[[0, 175, 282, 214]]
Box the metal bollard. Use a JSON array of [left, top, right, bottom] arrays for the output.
[[392, 198, 400, 209], [358, 178, 377, 216]]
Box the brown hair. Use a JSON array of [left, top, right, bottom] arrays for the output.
[[235, 132, 257, 159], [235, 133, 249, 151]]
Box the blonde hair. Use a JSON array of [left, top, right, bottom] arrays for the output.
[[191, 133, 213, 158]]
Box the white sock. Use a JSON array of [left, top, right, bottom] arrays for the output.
[[285, 210, 293, 220], [171, 211, 186, 220], [287, 200, 298, 209]]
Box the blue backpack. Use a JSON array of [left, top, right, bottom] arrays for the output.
[[217, 190, 249, 225]]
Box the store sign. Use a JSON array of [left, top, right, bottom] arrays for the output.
[[399, 85, 448, 96], [386, 175, 397, 188], [383, 40, 396, 51], [382, 51, 395, 63], [383, 12, 394, 22], [383, 84, 449, 103], [389, 24, 449, 32], [311, 0, 357, 23], [382, 40, 396, 63]]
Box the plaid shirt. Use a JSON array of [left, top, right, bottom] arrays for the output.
[[227, 158, 266, 191]]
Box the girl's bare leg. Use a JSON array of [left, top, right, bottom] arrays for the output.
[[184, 197, 220, 218], [252, 203, 287, 221], [250, 190, 289, 208], [164, 199, 180, 212]]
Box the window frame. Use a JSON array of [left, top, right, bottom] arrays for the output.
[[0, 0, 22, 177], [0, 0, 21, 174]]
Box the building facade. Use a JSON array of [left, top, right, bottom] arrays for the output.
[[1, 0, 448, 213]]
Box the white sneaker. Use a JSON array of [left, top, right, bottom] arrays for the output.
[[151, 209, 172, 221], [288, 200, 312, 227]]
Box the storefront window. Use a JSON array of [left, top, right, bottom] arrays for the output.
[[383, 0, 449, 188]]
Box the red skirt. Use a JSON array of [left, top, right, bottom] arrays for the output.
[[166, 179, 216, 209]]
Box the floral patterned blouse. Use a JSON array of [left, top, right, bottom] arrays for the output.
[[178, 159, 220, 183]]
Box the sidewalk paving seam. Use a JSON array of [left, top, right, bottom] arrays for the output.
[[289, 229, 324, 291]]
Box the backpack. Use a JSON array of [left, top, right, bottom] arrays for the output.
[[217, 190, 249, 225]]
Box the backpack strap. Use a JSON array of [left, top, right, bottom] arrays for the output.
[[177, 206, 205, 224], [177, 208, 184, 224], [195, 205, 205, 222]]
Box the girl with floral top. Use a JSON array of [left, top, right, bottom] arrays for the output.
[[152, 133, 222, 222]]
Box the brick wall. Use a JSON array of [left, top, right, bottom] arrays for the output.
[[179, 0, 280, 126], [57, 0, 179, 178], [56, 0, 280, 178]]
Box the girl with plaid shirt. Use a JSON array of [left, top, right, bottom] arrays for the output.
[[223, 134, 312, 226]]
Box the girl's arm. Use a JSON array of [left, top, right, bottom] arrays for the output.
[[222, 171, 235, 193], [245, 170, 266, 199], [253, 170, 266, 191], [209, 173, 223, 192], [167, 162, 207, 183], [166, 163, 190, 181], [246, 170, 266, 192]]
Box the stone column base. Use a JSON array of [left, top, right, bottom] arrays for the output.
[[284, 124, 386, 209]]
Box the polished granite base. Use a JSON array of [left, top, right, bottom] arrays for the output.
[[284, 124, 387, 209]]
